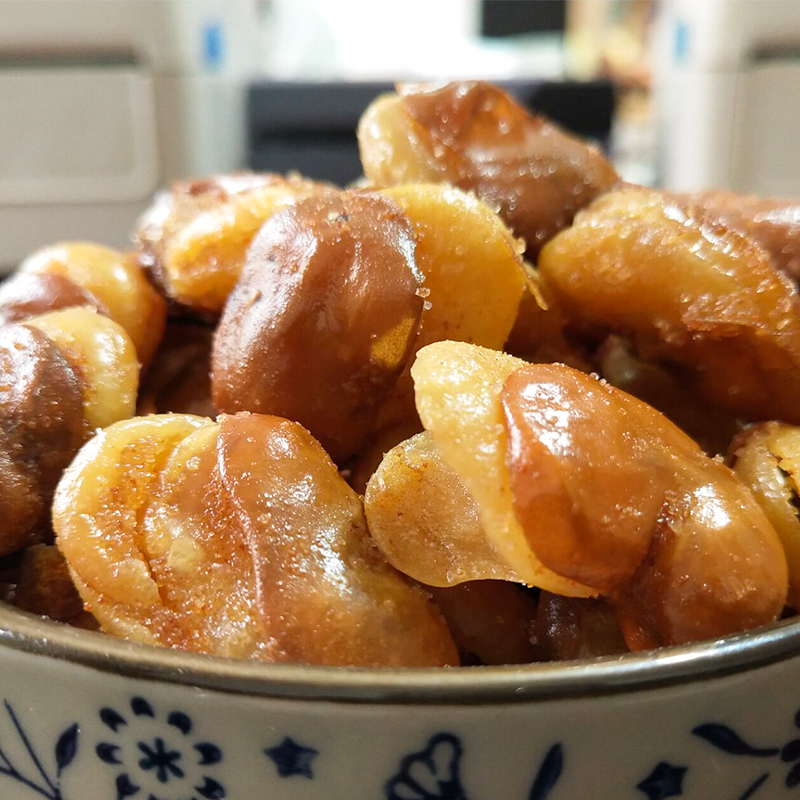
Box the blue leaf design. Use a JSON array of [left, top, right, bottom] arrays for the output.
[[782, 738, 800, 762], [131, 697, 154, 718], [692, 724, 779, 757], [96, 742, 122, 764], [54, 723, 79, 775], [195, 743, 223, 765], [100, 707, 127, 733], [116, 772, 140, 798], [529, 744, 564, 800], [787, 761, 800, 789], [196, 776, 227, 799], [167, 711, 192, 736]]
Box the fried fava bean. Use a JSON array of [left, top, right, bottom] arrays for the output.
[[13, 545, 87, 624], [213, 192, 424, 463], [365, 432, 521, 586], [138, 322, 215, 417], [501, 364, 668, 591], [428, 581, 538, 665], [533, 593, 628, 661], [14, 243, 166, 367], [27, 308, 139, 430], [731, 423, 800, 609], [685, 191, 800, 285], [0, 272, 105, 325], [538, 187, 800, 424], [54, 415, 222, 647], [54, 413, 457, 666], [411, 341, 592, 596], [500, 360, 787, 647], [0, 324, 85, 555], [596, 335, 743, 457], [219, 414, 457, 666], [136, 172, 330, 314], [373, 184, 527, 429], [358, 81, 618, 257]]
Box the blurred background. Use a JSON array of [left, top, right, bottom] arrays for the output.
[[1, 0, 799, 268]]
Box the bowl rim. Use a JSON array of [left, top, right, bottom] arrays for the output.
[[1, 603, 799, 704]]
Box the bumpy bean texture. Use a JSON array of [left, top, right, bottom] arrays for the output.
[[373, 183, 528, 431], [53, 412, 457, 666], [137, 173, 330, 313], [3, 243, 166, 367], [411, 341, 592, 597], [413, 342, 787, 647], [0, 309, 139, 558], [504, 362, 787, 647], [358, 81, 618, 257], [365, 432, 520, 586], [539, 186, 800, 424], [731, 423, 800, 609], [212, 191, 424, 463], [0, 324, 85, 556], [685, 191, 800, 285], [27, 308, 139, 431]]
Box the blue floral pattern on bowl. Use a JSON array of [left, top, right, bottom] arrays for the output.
[[96, 697, 225, 800], [3, 692, 800, 798]]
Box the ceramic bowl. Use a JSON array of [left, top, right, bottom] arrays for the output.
[[0, 604, 798, 800]]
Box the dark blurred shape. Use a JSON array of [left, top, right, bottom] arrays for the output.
[[481, 0, 566, 38], [247, 80, 614, 186]]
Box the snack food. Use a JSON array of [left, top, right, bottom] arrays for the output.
[[0, 308, 138, 557], [0, 79, 798, 668]]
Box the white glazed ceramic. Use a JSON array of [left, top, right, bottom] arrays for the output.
[[0, 605, 798, 800]]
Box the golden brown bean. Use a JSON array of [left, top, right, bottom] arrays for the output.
[[731, 423, 800, 609], [218, 413, 457, 666], [502, 363, 668, 591], [212, 191, 424, 463], [137, 172, 330, 314], [683, 190, 800, 285], [0, 324, 85, 556], [365, 432, 520, 586], [27, 308, 139, 431], [358, 81, 618, 257], [539, 186, 800, 424], [411, 341, 593, 596], [18, 242, 166, 367], [501, 361, 788, 647], [54, 412, 457, 666], [0, 272, 106, 325], [413, 341, 787, 647]]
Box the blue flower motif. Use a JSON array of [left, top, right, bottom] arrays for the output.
[[138, 737, 184, 784], [95, 697, 225, 800], [384, 733, 468, 800]]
